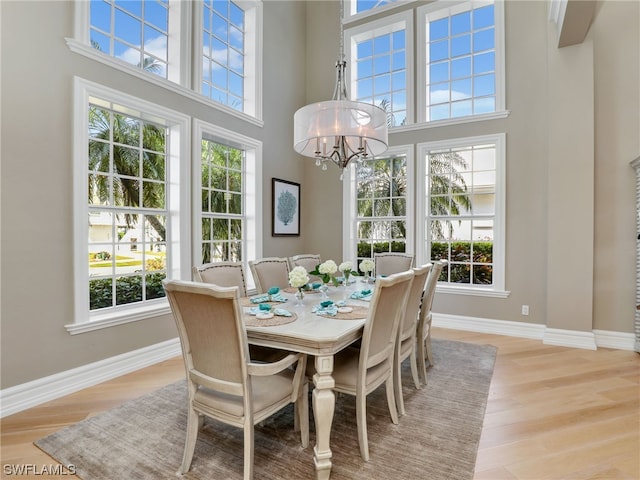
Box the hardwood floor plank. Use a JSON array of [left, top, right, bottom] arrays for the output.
[[1, 329, 638, 480]]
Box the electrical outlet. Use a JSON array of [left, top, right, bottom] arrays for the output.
[[521, 305, 529, 315]]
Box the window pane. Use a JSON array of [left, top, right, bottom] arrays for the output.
[[425, 2, 497, 121]]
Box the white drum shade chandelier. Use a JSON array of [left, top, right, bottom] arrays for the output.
[[293, 1, 388, 180]]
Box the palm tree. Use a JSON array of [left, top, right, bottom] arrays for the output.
[[88, 107, 167, 241], [428, 151, 473, 240], [201, 141, 243, 263]]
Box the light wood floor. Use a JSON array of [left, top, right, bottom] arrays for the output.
[[2, 328, 639, 479]]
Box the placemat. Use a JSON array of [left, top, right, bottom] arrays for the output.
[[244, 312, 297, 327], [315, 305, 369, 320]]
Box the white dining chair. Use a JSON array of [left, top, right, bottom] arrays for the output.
[[373, 252, 414, 276], [192, 261, 247, 297], [417, 260, 447, 385], [288, 254, 322, 281], [163, 280, 309, 480], [393, 263, 432, 416], [248, 257, 290, 293], [309, 270, 414, 461]]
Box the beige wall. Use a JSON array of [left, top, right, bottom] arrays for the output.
[[1, 0, 638, 390], [0, 0, 307, 388], [302, 1, 639, 329]]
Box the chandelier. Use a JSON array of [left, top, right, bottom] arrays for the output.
[[293, 1, 388, 180]]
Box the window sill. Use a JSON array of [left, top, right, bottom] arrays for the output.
[[436, 285, 511, 298], [65, 38, 264, 129], [65, 301, 172, 335], [391, 110, 510, 134]]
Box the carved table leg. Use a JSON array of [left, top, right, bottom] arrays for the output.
[[312, 354, 336, 480]]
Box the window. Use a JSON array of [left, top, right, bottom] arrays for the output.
[[347, 13, 412, 127], [201, 0, 245, 111], [345, 0, 504, 128], [193, 121, 262, 290], [420, 1, 499, 121], [348, 0, 402, 18], [89, 0, 171, 79], [200, 140, 244, 262], [73, 78, 190, 330], [343, 146, 414, 270], [417, 134, 505, 295], [72, 1, 262, 119]]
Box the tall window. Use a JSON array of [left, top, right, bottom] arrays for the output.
[[344, 146, 414, 271], [193, 121, 262, 291], [422, 1, 497, 121], [75, 1, 262, 118], [74, 78, 189, 327], [347, 13, 411, 127], [345, 0, 504, 128], [201, 0, 245, 111], [89, 0, 170, 78], [200, 139, 244, 262], [418, 134, 505, 292]]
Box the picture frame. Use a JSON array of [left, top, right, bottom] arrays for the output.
[[272, 178, 300, 236]]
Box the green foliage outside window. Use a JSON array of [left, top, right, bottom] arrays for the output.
[[89, 272, 166, 310]]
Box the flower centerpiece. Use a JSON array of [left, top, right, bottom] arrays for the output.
[[338, 261, 358, 285], [309, 260, 339, 298], [359, 258, 375, 283], [289, 266, 310, 306]]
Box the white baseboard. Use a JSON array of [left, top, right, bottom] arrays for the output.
[[433, 313, 546, 339], [2, 318, 636, 419], [0, 338, 181, 418], [433, 313, 636, 351], [543, 328, 597, 350]]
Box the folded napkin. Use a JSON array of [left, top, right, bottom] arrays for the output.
[[250, 294, 270, 304], [259, 303, 272, 311], [269, 293, 288, 303], [312, 301, 338, 316], [267, 287, 280, 295], [350, 289, 373, 300]]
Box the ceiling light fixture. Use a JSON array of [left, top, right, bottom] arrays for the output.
[[293, 0, 388, 180]]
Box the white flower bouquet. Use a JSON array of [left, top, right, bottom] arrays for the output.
[[289, 266, 310, 289]]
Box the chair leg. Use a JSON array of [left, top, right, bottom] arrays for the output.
[[180, 407, 200, 474], [385, 377, 399, 425], [243, 423, 254, 480], [355, 393, 370, 461], [409, 348, 421, 390], [296, 382, 309, 448], [393, 355, 405, 416], [425, 333, 434, 367], [417, 336, 428, 387]]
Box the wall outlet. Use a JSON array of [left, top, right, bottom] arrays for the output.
[[521, 305, 529, 315]]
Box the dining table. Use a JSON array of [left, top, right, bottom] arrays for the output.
[[242, 280, 373, 480]]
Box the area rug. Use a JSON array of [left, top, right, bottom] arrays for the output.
[[35, 339, 497, 480]]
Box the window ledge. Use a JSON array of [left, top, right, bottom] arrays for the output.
[[436, 285, 511, 298], [65, 38, 264, 129], [65, 301, 172, 335], [392, 110, 510, 134]]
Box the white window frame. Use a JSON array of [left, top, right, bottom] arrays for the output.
[[345, 11, 415, 128], [68, 77, 191, 334], [417, 133, 508, 297], [344, 0, 413, 22], [343, 145, 415, 263], [416, 0, 506, 126], [67, 0, 263, 125], [192, 120, 262, 292]]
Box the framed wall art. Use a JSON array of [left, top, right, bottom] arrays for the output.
[[272, 178, 300, 236]]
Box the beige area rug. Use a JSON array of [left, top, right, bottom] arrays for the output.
[[35, 339, 496, 480]]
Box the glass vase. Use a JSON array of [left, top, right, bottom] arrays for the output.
[[294, 289, 304, 307]]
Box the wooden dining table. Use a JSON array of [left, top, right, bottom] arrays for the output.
[[243, 281, 371, 480]]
